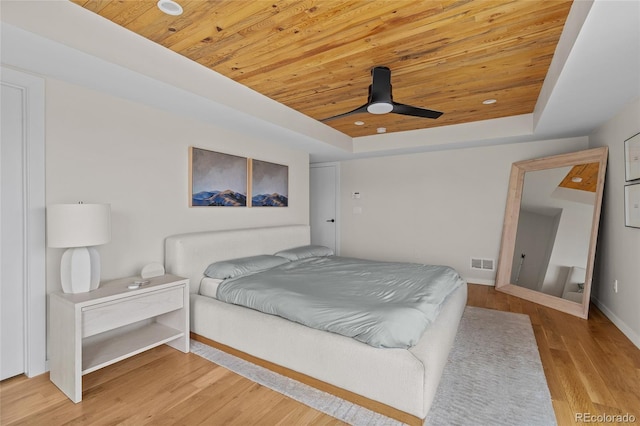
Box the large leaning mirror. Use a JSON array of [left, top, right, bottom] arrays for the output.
[[496, 147, 608, 319]]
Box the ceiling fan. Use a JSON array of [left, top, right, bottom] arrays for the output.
[[320, 66, 443, 122]]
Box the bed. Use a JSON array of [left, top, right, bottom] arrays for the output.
[[165, 225, 467, 425]]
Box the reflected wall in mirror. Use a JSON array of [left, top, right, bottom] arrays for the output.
[[496, 147, 608, 319]]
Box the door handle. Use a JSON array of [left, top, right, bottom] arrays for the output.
[[326, 219, 335, 223]]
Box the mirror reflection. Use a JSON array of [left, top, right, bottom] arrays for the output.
[[511, 163, 599, 304]]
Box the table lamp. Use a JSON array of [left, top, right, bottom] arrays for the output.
[[47, 203, 111, 293]]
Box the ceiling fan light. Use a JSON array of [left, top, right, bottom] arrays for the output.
[[367, 102, 393, 114], [157, 0, 183, 16]]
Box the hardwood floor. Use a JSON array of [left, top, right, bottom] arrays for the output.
[[0, 344, 342, 426], [2, 284, 638, 425]]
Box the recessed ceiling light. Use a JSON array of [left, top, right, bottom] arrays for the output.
[[482, 99, 497, 105], [571, 177, 583, 183], [354, 121, 365, 126], [157, 0, 183, 16], [377, 127, 387, 134]]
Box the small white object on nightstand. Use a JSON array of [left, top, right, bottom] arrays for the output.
[[141, 262, 165, 279]]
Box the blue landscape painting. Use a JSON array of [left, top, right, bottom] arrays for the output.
[[251, 160, 288, 207], [190, 148, 247, 207]]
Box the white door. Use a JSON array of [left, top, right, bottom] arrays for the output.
[[0, 68, 46, 380], [310, 164, 339, 253], [1, 82, 26, 380]]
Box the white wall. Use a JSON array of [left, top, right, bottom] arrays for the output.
[[45, 78, 309, 293], [339, 137, 589, 284], [589, 97, 640, 348], [540, 200, 593, 297]]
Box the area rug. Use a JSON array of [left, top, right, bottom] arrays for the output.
[[191, 306, 556, 425]]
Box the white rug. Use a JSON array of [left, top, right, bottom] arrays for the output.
[[191, 306, 556, 425]]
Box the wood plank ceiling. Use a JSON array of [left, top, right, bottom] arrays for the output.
[[71, 0, 573, 138], [559, 163, 600, 193]]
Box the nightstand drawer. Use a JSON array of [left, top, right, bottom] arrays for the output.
[[82, 287, 184, 337]]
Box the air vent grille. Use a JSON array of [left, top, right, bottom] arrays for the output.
[[471, 258, 495, 271]]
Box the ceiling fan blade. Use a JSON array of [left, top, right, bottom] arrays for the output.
[[320, 103, 369, 122], [391, 102, 443, 119]]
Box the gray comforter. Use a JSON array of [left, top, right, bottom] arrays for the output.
[[216, 256, 466, 348]]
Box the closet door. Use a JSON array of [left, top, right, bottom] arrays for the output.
[[0, 68, 46, 379], [1, 81, 26, 380]]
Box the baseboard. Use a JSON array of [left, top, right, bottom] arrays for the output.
[[591, 296, 640, 349], [467, 278, 495, 286]]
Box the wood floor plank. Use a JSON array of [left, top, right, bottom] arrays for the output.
[[148, 368, 245, 425], [486, 286, 510, 311], [465, 282, 488, 307], [2, 284, 638, 425], [82, 343, 176, 390], [564, 340, 618, 408], [0, 374, 68, 424], [531, 323, 566, 404], [227, 383, 299, 425], [115, 364, 228, 424], [548, 347, 600, 417], [537, 307, 568, 351], [161, 369, 255, 424], [520, 299, 542, 326], [506, 293, 524, 314]]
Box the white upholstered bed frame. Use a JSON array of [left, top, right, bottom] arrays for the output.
[[165, 225, 467, 425]]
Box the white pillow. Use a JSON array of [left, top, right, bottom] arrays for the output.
[[204, 255, 289, 279], [199, 277, 223, 298], [274, 245, 334, 261]]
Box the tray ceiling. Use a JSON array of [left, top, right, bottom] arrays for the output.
[[71, 0, 573, 138]]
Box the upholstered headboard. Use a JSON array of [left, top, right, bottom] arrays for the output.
[[165, 225, 310, 293]]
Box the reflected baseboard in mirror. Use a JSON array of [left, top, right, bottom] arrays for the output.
[[495, 147, 608, 319]]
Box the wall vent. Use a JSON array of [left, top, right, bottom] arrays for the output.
[[471, 258, 495, 271]]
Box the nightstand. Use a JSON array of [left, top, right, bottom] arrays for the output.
[[49, 274, 189, 403]]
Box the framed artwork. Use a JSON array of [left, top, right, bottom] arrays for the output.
[[250, 159, 288, 207], [625, 183, 640, 228], [624, 132, 640, 181], [189, 147, 248, 207]]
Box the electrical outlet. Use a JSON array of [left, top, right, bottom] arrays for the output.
[[614, 279, 618, 293]]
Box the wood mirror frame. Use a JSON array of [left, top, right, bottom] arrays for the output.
[[495, 147, 608, 319]]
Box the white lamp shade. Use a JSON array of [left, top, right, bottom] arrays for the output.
[[47, 203, 111, 248]]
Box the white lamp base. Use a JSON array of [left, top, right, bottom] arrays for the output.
[[60, 247, 101, 293]]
